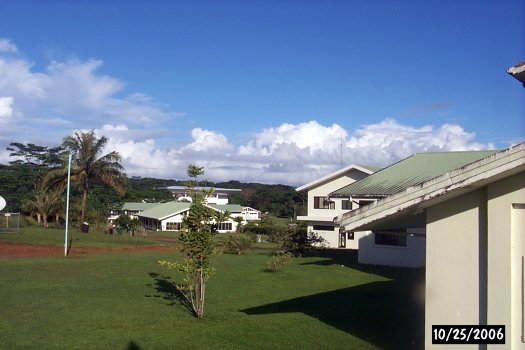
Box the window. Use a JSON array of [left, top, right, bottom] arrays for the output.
[[217, 222, 233, 231], [342, 200, 352, 210], [374, 232, 407, 247], [347, 232, 354, 240], [166, 222, 182, 231], [314, 197, 335, 209], [312, 225, 334, 231]]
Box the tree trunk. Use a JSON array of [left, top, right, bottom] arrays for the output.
[[80, 184, 88, 230], [36, 213, 41, 224]]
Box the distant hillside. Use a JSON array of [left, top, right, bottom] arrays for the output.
[[121, 178, 306, 218], [0, 165, 305, 219]]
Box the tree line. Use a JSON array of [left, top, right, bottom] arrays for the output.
[[0, 133, 306, 228]]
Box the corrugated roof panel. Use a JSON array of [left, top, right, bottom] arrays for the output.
[[330, 151, 498, 197], [208, 204, 244, 213], [138, 202, 191, 220], [121, 202, 159, 211]]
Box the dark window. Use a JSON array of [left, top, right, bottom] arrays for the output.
[[217, 222, 233, 231], [312, 225, 334, 231], [342, 200, 352, 210], [166, 222, 182, 231], [374, 232, 407, 247], [314, 197, 335, 209], [347, 232, 354, 240]]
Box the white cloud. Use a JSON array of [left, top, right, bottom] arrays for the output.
[[0, 96, 14, 123], [239, 121, 346, 156], [345, 118, 493, 166], [57, 117, 494, 186], [0, 39, 18, 53], [0, 41, 170, 142], [181, 128, 233, 153]]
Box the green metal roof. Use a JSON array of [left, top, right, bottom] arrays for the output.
[[121, 202, 159, 211], [208, 204, 244, 213], [330, 151, 499, 198], [138, 202, 191, 220]]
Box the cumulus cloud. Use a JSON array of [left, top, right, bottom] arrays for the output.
[[181, 128, 233, 153], [0, 96, 14, 123], [345, 118, 493, 166], [50, 117, 493, 186]]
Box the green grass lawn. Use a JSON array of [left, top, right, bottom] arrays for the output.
[[0, 228, 424, 349], [0, 226, 174, 248]]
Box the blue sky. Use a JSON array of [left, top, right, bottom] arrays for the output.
[[0, 0, 524, 185]]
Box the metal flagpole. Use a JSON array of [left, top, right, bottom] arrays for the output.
[[64, 152, 72, 257]]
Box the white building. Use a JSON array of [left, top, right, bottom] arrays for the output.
[[295, 164, 376, 249], [138, 202, 257, 232], [166, 186, 242, 205]]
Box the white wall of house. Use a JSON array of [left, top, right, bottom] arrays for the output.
[[306, 222, 366, 249], [357, 228, 425, 268], [242, 207, 260, 221], [425, 171, 525, 349], [297, 167, 371, 250]]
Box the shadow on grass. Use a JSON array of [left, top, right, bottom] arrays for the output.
[[124, 340, 141, 350], [146, 272, 193, 316], [241, 249, 425, 350]]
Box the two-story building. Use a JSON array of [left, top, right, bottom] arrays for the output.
[[295, 164, 376, 249]]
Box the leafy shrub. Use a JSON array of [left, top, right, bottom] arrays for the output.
[[225, 233, 253, 255], [266, 252, 293, 272]]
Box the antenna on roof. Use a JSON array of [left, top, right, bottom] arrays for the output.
[[340, 131, 344, 169]]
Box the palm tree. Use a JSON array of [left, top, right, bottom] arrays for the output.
[[48, 130, 126, 227], [22, 186, 62, 228]]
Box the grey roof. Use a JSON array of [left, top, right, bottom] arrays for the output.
[[138, 202, 191, 220], [330, 150, 499, 198], [121, 202, 159, 211], [207, 204, 244, 213], [166, 186, 242, 193]]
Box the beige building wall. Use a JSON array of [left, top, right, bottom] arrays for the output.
[[306, 169, 369, 218], [425, 171, 525, 349], [487, 172, 525, 350], [300, 168, 370, 249], [426, 189, 485, 350]]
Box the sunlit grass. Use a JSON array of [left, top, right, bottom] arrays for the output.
[[0, 229, 424, 349]]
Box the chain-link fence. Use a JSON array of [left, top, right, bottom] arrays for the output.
[[0, 213, 20, 232]]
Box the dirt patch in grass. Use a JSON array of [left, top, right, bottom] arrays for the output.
[[0, 242, 177, 258]]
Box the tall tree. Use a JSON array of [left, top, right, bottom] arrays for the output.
[[47, 130, 126, 226]]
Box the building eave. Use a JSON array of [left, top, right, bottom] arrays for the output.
[[295, 164, 375, 192], [507, 60, 525, 85]]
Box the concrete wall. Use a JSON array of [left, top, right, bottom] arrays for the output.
[[425, 189, 484, 350], [487, 172, 525, 349], [357, 229, 425, 268], [425, 171, 525, 349]]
